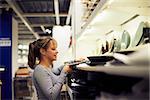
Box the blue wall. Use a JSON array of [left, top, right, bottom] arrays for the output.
[[0, 8, 12, 99]]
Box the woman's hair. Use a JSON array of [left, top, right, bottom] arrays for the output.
[[28, 37, 54, 69]]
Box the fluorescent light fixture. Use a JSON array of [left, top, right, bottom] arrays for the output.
[[18, 44, 23, 49], [45, 29, 51, 34], [22, 45, 28, 49]]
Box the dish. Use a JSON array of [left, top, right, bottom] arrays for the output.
[[121, 30, 131, 49], [113, 46, 149, 66], [116, 50, 135, 55], [109, 38, 121, 52], [131, 22, 146, 47], [87, 55, 114, 66]]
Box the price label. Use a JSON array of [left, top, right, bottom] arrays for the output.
[[0, 38, 11, 47]]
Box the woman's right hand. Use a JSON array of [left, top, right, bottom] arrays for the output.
[[63, 65, 72, 73]]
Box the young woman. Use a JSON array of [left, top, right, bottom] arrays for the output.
[[28, 37, 72, 100]]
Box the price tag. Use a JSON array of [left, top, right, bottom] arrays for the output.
[[0, 38, 11, 47]]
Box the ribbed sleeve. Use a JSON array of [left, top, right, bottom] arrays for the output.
[[52, 65, 64, 75], [33, 65, 67, 100]]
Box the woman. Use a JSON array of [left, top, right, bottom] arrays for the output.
[[28, 37, 72, 100]]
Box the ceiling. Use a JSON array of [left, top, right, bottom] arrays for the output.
[[0, 0, 101, 43], [1, 0, 71, 41]]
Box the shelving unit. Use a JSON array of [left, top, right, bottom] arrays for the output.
[[74, 0, 150, 58], [77, 65, 149, 78], [67, 43, 149, 99], [17, 44, 29, 65], [66, 0, 150, 99], [76, 43, 149, 78]]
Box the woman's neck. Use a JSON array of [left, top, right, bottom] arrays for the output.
[[39, 60, 52, 68]]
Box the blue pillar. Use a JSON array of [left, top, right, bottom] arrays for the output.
[[0, 8, 12, 99]]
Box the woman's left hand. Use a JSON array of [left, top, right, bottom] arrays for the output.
[[63, 65, 73, 73]]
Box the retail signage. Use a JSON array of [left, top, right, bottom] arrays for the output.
[[0, 9, 12, 99], [0, 38, 11, 47]]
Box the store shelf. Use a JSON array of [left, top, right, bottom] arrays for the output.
[[77, 65, 149, 78], [119, 43, 150, 52]]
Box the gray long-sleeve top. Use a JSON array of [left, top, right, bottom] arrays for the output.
[[33, 64, 67, 100]]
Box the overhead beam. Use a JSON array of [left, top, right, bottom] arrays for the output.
[[0, 4, 9, 8], [19, 24, 54, 27], [18, 26, 27, 28], [19, 34, 33, 36], [31, 24, 53, 27], [54, 0, 60, 25], [40, 25, 46, 33], [19, 13, 68, 17], [19, 31, 44, 34], [66, 0, 72, 25], [17, 20, 24, 24], [18, 36, 36, 40], [18, 24, 27, 27], [18, 30, 31, 32], [6, 0, 40, 39], [18, 27, 29, 30]]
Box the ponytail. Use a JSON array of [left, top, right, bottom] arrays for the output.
[[28, 37, 54, 69], [28, 42, 36, 69]]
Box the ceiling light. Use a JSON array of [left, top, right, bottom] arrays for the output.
[[45, 29, 51, 34], [18, 44, 23, 49]]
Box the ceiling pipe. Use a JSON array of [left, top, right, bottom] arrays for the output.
[[15, 13, 68, 17], [19, 31, 44, 34], [19, 24, 54, 27], [54, 0, 60, 25], [40, 25, 46, 33], [31, 24, 53, 27], [66, 0, 72, 25], [6, 0, 40, 39]]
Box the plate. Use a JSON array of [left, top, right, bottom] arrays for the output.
[[121, 30, 131, 49], [116, 50, 135, 55], [131, 22, 146, 47], [87, 56, 114, 65], [109, 38, 121, 52]]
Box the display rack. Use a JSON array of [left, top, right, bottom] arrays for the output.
[[77, 65, 149, 78]]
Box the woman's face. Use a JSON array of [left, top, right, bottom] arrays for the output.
[[45, 40, 58, 62]]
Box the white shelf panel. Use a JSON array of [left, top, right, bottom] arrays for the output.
[[77, 65, 149, 78]]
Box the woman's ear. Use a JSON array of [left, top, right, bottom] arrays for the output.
[[40, 48, 46, 55]]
